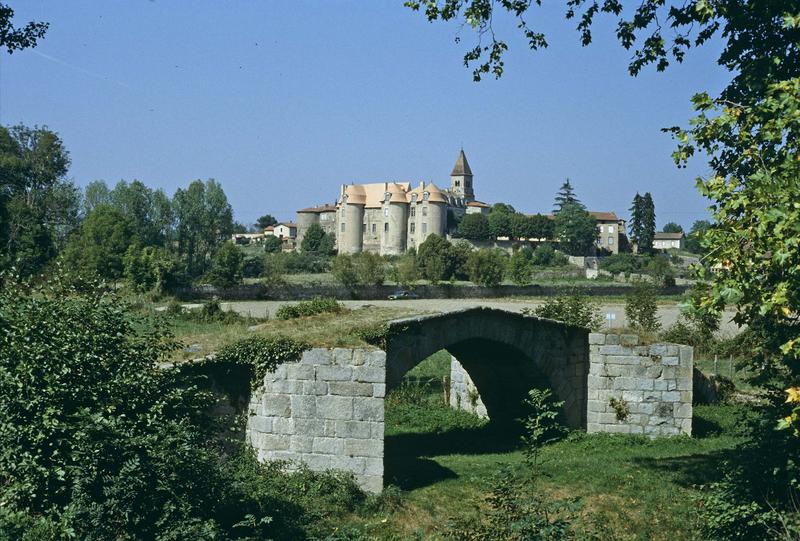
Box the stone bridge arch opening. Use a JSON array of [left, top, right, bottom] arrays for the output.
[[384, 308, 590, 429]]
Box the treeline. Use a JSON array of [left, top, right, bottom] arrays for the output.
[[452, 181, 600, 257], [0, 124, 238, 292]]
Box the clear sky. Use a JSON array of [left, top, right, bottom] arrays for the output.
[[2, 1, 730, 229]]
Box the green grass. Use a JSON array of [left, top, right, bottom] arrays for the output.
[[164, 305, 418, 360], [336, 350, 750, 540]]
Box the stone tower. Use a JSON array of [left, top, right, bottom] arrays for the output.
[[450, 148, 474, 201]]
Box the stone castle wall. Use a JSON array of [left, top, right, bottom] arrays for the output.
[[586, 333, 693, 436], [246, 348, 386, 493]]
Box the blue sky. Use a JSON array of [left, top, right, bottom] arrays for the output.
[[2, 1, 730, 229]]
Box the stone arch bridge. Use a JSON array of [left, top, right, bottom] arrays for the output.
[[244, 307, 693, 492]]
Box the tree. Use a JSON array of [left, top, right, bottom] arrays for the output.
[[172, 179, 233, 278], [416, 234, 456, 283], [662, 222, 683, 234], [628, 193, 644, 250], [640, 192, 656, 253], [62, 205, 133, 280], [467, 248, 506, 287], [110, 180, 173, 247], [255, 214, 278, 230], [625, 282, 661, 332], [0, 3, 48, 53], [553, 202, 596, 256], [301, 223, 334, 255], [205, 242, 243, 288], [124, 244, 186, 294], [510, 213, 534, 240], [263, 235, 283, 253], [457, 212, 491, 240], [529, 213, 554, 240], [487, 204, 514, 239], [685, 220, 711, 254], [82, 180, 111, 215], [553, 179, 579, 213], [0, 125, 78, 276]]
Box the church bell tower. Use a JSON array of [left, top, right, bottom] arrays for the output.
[[450, 148, 474, 201]]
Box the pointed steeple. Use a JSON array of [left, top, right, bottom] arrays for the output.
[[451, 148, 473, 176]]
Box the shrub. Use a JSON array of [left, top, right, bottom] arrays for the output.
[[214, 335, 309, 386], [301, 223, 335, 255], [263, 235, 283, 253], [450, 240, 474, 280], [531, 244, 555, 266], [509, 247, 534, 285], [599, 253, 647, 275], [525, 289, 603, 330], [275, 297, 343, 320], [389, 252, 419, 287], [332, 253, 386, 288], [0, 276, 368, 539], [242, 255, 264, 278], [204, 242, 244, 288], [265, 251, 330, 274], [466, 248, 506, 287], [646, 254, 676, 286], [625, 282, 661, 332], [331, 254, 359, 288], [123, 244, 188, 294], [416, 234, 457, 283]]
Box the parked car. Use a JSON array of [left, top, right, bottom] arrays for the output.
[[387, 290, 419, 300]]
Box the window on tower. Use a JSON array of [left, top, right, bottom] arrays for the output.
[[455, 180, 460, 187]]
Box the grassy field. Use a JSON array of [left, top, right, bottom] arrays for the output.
[[329, 352, 751, 540]]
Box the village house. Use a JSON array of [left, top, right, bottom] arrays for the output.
[[653, 231, 685, 250]]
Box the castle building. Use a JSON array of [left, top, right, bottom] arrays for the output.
[[297, 150, 487, 255]]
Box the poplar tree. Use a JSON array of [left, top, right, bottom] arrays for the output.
[[640, 192, 656, 253], [628, 193, 643, 250]]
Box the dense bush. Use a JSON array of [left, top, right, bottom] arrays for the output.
[[416, 234, 457, 283], [123, 244, 188, 294], [205, 242, 244, 288], [214, 335, 309, 386], [331, 252, 386, 288], [524, 289, 603, 330], [599, 253, 648, 275], [242, 255, 264, 278], [264, 251, 331, 274], [509, 247, 534, 285], [466, 248, 506, 287], [625, 281, 661, 332], [300, 223, 335, 255], [274, 297, 343, 320], [263, 235, 283, 253], [0, 277, 368, 539]]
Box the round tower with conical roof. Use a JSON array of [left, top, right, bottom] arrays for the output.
[[450, 148, 474, 202]]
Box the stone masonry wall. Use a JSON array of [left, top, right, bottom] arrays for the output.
[[246, 348, 386, 493], [449, 356, 488, 419], [587, 333, 693, 436]]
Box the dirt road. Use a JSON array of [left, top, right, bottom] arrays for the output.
[[221, 298, 742, 335]]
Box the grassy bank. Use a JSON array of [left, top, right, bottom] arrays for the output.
[[332, 352, 751, 540]]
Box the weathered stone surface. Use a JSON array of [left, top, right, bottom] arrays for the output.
[[247, 324, 692, 495]]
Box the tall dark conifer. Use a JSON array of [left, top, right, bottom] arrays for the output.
[[628, 192, 644, 251], [553, 179, 580, 213], [640, 192, 656, 253]]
